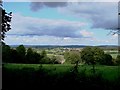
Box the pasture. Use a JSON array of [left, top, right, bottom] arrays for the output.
[[3, 63, 119, 81]]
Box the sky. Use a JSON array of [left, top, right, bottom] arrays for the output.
[[3, 1, 119, 45]]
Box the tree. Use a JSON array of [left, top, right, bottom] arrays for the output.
[[16, 45, 26, 63], [64, 51, 81, 64], [50, 55, 56, 64], [0, 1, 12, 40], [40, 50, 50, 64], [41, 50, 47, 58], [26, 48, 34, 63], [100, 54, 113, 65], [64, 51, 70, 63], [26, 48, 41, 64], [81, 46, 104, 73], [81, 47, 94, 65], [116, 55, 120, 65], [10, 49, 19, 63], [2, 43, 20, 63], [32, 52, 41, 64], [92, 47, 104, 64], [2, 44, 11, 63], [81, 47, 105, 64]]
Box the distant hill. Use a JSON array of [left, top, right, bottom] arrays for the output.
[[10, 45, 87, 48], [10, 45, 118, 49]]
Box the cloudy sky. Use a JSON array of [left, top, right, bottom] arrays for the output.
[[3, 1, 119, 45]]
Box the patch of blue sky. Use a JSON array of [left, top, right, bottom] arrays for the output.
[[90, 28, 109, 38], [3, 2, 88, 23]]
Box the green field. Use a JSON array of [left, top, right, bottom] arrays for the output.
[[3, 63, 120, 81], [111, 54, 118, 59]]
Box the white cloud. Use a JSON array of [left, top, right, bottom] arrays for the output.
[[4, 34, 117, 45], [58, 2, 118, 29], [112, 34, 118, 38], [7, 13, 88, 38], [4, 0, 120, 2], [80, 30, 93, 37]]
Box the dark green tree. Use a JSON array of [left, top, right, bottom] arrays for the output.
[[100, 54, 113, 65], [26, 48, 34, 63], [81, 47, 105, 64], [2, 44, 11, 63], [81, 47, 94, 64], [2, 43, 19, 63], [81, 47, 104, 73], [116, 55, 120, 65], [32, 52, 41, 64], [26, 48, 41, 64], [0, 1, 12, 40], [16, 45, 26, 63], [10, 49, 19, 63], [92, 47, 104, 64]]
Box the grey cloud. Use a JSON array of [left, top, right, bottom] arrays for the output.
[[30, 2, 43, 11], [30, 2, 67, 11], [30, 2, 118, 29], [61, 2, 118, 29], [27, 26, 83, 38], [8, 14, 88, 38]]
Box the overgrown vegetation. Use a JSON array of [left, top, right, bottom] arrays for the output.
[[0, 1, 12, 40], [2, 64, 120, 89], [2, 43, 61, 64], [3, 44, 120, 66]]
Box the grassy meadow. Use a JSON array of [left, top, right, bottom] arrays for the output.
[[3, 63, 119, 81]]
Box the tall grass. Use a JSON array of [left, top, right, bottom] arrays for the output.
[[2, 63, 120, 90], [3, 64, 119, 80]]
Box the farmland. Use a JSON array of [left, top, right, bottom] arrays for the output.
[[2, 45, 120, 89], [32, 46, 118, 60]]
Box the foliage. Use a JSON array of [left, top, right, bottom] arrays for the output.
[[26, 48, 41, 64], [2, 44, 11, 63], [81, 47, 105, 73], [3, 64, 120, 89], [64, 51, 81, 64], [81, 47, 106, 65], [16, 45, 26, 63], [92, 47, 104, 64], [0, 1, 12, 40], [100, 54, 113, 65], [3, 44, 60, 64], [50, 55, 56, 64], [41, 50, 47, 58], [115, 55, 120, 65], [40, 50, 51, 64], [10, 49, 19, 63], [81, 47, 95, 65]]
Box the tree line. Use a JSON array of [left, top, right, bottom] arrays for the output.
[[2, 42, 120, 65], [2, 42, 61, 64], [64, 46, 120, 66]]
